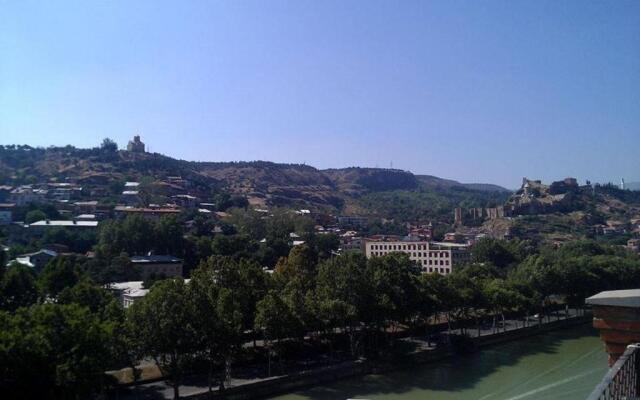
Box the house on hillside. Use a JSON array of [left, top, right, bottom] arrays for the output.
[[120, 190, 142, 206], [8, 249, 58, 271], [10, 186, 47, 206], [29, 220, 99, 230], [130, 255, 183, 279], [114, 206, 180, 220], [109, 281, 149, 308], [0, 203, 15, 225]]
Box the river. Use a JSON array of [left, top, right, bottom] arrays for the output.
[[269, 324, 607, 400]]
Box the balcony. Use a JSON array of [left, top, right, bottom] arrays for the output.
[[586, 289, 640, 399], [586, 344, 640, 400]]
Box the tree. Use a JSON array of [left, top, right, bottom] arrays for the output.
[[25, 209, 47, 224], [100, 138, 118, 152], [0, 303, 116, 399], [197, 256, 269, 334], [0, 264, 39, 311], [211, 234, 250, 257], [87, 253, 141, 284], [189, 262, 244, 393], [314, 233, 340, 259], [472, 238, 518, 269], [58, 278, 118, 316], [254, 291, 296, 376], [0, 249, 6, 281], [366, 253, 421, 336], [274, 244, 318, 289], [96, 215, 155, 259], [315, 253, 371, 356], [38, 257, 81, 298], [483, 279, 522, 333], [153, 216, 185, 256], [127, 279, 199, 400]]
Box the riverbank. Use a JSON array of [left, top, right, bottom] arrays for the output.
[[115, 310, 593, 399]]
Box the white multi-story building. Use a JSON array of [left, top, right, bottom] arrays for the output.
[[364, 239, 471, 275]]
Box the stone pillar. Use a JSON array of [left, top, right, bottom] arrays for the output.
[[586, 289, 640, 366]]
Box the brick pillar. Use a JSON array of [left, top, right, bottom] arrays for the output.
[[586, 289, 640, 366]]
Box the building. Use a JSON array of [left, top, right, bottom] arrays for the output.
[[0, 203, 15, 225], [340, 233, 363, 253], [109, 281, 149, 308], [48, 183, 82, 201], [114, 206, 181, 220], [29, 220, 99, 229], [337, 215, 368, 228], [130, 255, 183, 279], [120, 190, 142, 206], [127, 135, 146, 152], [109, 278, 191, 308], [9, 186, 47, 206], [8, 249, 58, 270], [364, 238, 471, 274], [171, 194, 199, 208]]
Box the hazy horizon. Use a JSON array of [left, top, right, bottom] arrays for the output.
[[1, 1, 639, 188]]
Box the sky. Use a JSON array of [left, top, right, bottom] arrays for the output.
[[1, 1, 639, 188]]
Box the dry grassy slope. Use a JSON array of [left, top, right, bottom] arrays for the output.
[[1, 146, 511, 213]]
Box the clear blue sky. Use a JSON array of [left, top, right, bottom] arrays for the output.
[[1, 0, 638, 188]]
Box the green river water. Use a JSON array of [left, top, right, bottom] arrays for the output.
[[269, 324, 607, 400]]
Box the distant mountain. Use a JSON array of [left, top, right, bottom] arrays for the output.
[[0, 144, 519, 220], [416, 175, 511, 193]]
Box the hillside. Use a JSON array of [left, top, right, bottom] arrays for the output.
[[0, 144, 510, 221]]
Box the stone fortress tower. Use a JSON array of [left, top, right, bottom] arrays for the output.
[[127, 135, 146, 153]]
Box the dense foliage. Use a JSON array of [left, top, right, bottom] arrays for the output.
[[1, 234, 639, 399]]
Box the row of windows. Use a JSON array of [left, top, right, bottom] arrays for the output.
[[420, 259, 449, 266], [370, 243, 429, 251], [369, 251, 450, 266], [370, 248, 450, 258], [421, 267, 450, 274]]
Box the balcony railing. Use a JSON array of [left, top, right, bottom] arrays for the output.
[[587, 344, 640, 400]]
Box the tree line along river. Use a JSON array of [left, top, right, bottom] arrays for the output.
[[269, 324, 607, 400]]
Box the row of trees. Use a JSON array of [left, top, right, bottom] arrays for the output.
[[124, 240, 640, 398], [1, 239, 639, 399]]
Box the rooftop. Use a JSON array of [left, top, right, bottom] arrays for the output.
[[586, 289, 640, 308], [109, 281, 149, 298], [115, 206, 180, 213], [30, 220, 99, 227], [130, 255, 182, 264]]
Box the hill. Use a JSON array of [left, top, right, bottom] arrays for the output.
[[0, 144, 510, 222]]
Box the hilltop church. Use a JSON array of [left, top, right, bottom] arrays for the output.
[[127, 135, 146, 153]]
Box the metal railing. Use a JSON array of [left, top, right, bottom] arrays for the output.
[[587, 344, 640, 400]]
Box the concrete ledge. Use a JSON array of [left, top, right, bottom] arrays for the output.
[[586, 289, 640, 308], [586, 289, 640, 366]]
